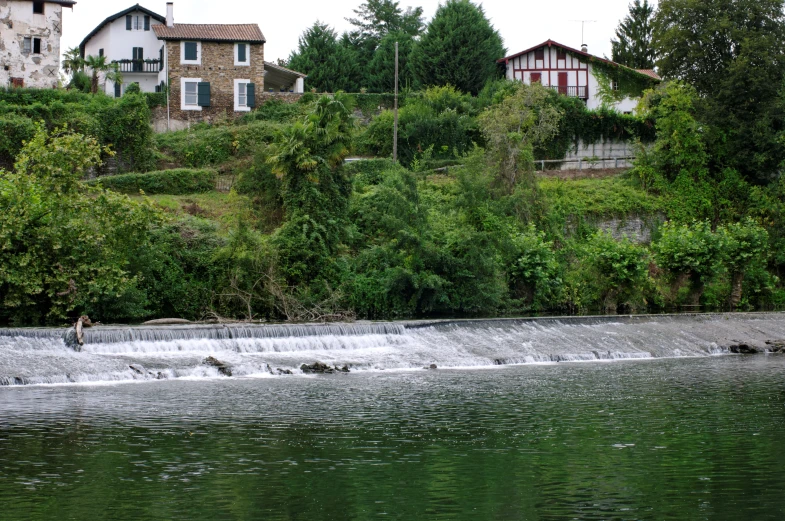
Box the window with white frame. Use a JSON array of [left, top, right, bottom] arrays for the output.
[[181, 41, 201, 65], [182, 78, 202, 111], [234, 43, 249, 66], [22, 37, 31, 54], [234, 79, 252, 111]]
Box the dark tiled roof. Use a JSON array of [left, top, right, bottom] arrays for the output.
[[153, 24, 265, 43], [79, 4, 165, 56]]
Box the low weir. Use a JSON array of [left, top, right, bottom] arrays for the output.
[[2, 313, 784, 386]]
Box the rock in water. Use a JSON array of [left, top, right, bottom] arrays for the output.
[[202, 356, 233, 376], [300, 362, 351, 374]]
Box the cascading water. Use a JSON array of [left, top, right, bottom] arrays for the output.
[[1, 313, 784, 386]]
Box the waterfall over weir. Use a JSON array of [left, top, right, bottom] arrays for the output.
[[2, 313, 785, 386]]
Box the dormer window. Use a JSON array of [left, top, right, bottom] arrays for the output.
[[126, 15, 151, 31], [33, 2, 44, 14], [235, 43, 249, 66]]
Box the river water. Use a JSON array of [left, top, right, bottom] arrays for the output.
[[1, 315, 784, 519]]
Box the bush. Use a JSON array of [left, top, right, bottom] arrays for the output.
[[0, 114, 36, 164], [90, 168, 217, 194]]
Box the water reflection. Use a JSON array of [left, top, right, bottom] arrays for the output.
[[1, 357, 784, 520]]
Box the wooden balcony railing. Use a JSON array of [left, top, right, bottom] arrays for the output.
[[112, 59, 162, 73], [547, 85, 588, 100]]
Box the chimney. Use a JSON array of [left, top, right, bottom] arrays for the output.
[[166, 2, 174, 27], [581, 43, 588, 53]]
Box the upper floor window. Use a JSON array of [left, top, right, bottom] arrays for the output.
[[126, 15, 151, 31], [556, 49, 567, 61], [33, 2, 44, 14], [235, 43, 249, 66], [23, 37, 42, 55], [534, 48, 545, 61], [181, 41, 201, 65]]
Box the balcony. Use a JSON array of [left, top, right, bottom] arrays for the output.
[[112, 59, 162, 73], [548, 85, 588, 100]]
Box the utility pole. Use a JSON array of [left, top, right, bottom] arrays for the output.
[[393, 41, 399, 163]]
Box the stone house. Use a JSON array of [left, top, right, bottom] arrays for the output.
[[153, 2, 266, 124], [0, 0, 76, 89], [79, 3, 166, 96]]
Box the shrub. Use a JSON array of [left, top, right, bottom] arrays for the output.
[[89, 168, 217, 194], [0, 114, 36, 164]]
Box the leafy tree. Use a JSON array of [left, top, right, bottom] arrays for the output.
[[347, 0, 424, 40], [611, 0, 655, 68], [653, 0, 785, 183], [288, 23, 359, 92], [508, 225, 561, 309], [653, 220, 724, 305], [478, 82, 562, 195], [0, 127, 158, 323], [720, 218, 769, 308], [410, 0, 505, 95], [583, 232, 650, 313]]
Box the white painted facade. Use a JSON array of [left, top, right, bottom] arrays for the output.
[[0, 0, 71, 89], [81, 6, 165, 96], [500, 41, 645, 113]]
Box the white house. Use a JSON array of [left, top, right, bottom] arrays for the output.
[[0, 0, 75, 89], [79, 4, 166, 96], [498, 40, 660, 112]]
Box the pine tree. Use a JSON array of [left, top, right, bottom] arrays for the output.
[[367, 31, 415, 93], [611, 0, 655, 69], [288, 22, 359, 92], [409, 0, 505, 95]]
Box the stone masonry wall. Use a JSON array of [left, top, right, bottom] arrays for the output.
[[167, 40, 264, 123], [0, 1, 64, 88]]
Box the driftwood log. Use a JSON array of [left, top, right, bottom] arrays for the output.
[[73, 315, 96, 346]]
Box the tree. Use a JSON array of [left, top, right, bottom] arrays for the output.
[[478, 83, 562, 195], [83, 54, 122, 95], [61, 47, 84, 76], [288, 22, 359, 92], [367, 31, 415, 92], [347, 0, 424, 40], [721, 218, 769, 308], [653, 0, 785, 183], [410, 0, 505, 95], [611, 0, 655, 68]]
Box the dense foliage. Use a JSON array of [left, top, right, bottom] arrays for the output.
[[611, 0, 656, 69], [88, 168, 217, 195]]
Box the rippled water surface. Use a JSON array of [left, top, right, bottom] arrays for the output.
[[1, 356, 784, 520]]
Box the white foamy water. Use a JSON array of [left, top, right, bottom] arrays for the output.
[[1, 313, 784, 386]]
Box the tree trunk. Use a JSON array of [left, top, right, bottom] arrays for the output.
[[729, 271, 745, 308]]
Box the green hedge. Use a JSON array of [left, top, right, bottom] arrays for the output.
[[89, 168, 217, 194], [144, 92, 167, 108], [0, 113, 36, 163]]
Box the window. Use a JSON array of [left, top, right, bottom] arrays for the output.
[[235, 43, 249, 66], [126, 15, 147, 31], [99, 48, 104, 57], [534, 48, 544, 61], [181, 78, 202, 111], [181, 41, 200, 65], [530, 72, 542, 84], [133, 47, 144, 71], [22, 37, 31, 54], [33, 2, 44, 14], [234, 80, 255, 111], [184, 81, 198, 106], [33, 38, 41, 54], [144, 15, 150, 31], [11, 78, 24, 88], [556, 49, 567, 61]]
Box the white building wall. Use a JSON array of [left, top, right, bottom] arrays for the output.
[[82, 10, 164, 95], [0, 0, 65, 89], [504, 47, 642, 114]]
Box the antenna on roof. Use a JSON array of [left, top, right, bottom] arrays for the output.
[[569, 20, 596, 49]]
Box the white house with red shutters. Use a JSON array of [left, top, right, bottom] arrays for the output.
[[497, 40, 660, 113]]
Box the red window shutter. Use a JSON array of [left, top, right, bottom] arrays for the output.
[[531, 73, 542, 84], [534, 48, 544, 61]]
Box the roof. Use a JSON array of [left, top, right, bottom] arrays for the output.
[[153, 24, 266, 43], [264, 61, 306, 78], [79, 4, 165, 57], [44, 1, 77, 6], [635, 69, 661, 80], [498, 39, 659, 81]]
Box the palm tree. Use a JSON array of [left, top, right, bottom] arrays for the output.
[[83, 54, 123, 94], [62, 47, 84, 76]]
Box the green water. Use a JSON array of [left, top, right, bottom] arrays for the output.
[[1, 356, 784, 520]]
